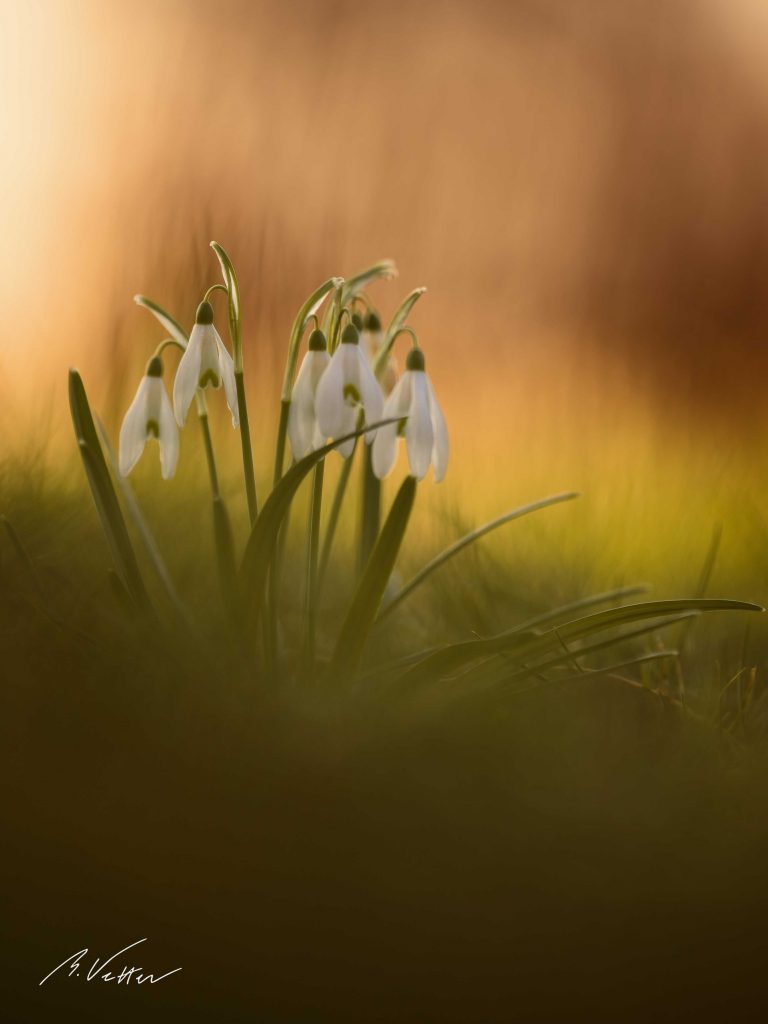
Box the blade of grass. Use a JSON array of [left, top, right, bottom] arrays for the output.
[[376, 491, 580, 623]]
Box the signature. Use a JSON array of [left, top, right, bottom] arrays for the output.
[[39, 938, 182, 987]]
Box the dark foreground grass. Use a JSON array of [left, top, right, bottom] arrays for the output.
[[4, 465, 768, 1022]]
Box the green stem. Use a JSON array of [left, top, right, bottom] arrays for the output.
[[318, 441, 357, 589], [197, 404, 220, 499], [204, 283, 229, 302], [236, 370, 258, 525], [198, 396, 237, 613], [304, 460, 325, 675]]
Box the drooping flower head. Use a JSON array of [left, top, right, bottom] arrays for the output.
[[360, 311, 398, 395], [173, 300, 239, 428], [119, 355, 179, 480], [372, 346, 449, 482], [315, 322, 384, 457], [288, 328, 331, 460]]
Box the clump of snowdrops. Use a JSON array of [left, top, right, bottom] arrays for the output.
[[68, 243, 761, 689]]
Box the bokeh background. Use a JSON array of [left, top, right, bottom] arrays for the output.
[[4, 0, 768, 604]]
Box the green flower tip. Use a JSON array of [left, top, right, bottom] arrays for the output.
[[341, 323, 360, 345], [351, 312, 364, 331], [363, 311, 381, 332], [196, 300, 214, 325], [406, 347, 425, 372], [146, 355, 163, 378], [308, 328, 327, 352]]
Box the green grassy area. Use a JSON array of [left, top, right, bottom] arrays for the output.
[[4, 431, 768, 1020]]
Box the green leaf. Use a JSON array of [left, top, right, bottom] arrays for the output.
[[133, 295, 189, 347], [69, 370, 151, 612], [240, 419, 398, 628], [513, 584, 650, 631], [341, 259, 397, 306], [210, 241, 242, 369], [327, 475, 417, 680], [396, 599, 762, 687], [281, 277, 344, 401], [377, 491, 580, 622], [374, 286, 427, 377]]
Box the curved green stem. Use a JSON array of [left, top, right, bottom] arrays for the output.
[[152, 337, 186, 360], [203, 283, 229, 303]]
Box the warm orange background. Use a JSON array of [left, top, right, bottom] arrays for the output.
[[3, 0, 768, 591]]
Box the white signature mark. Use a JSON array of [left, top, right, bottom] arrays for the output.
[[39, 938, 182, 987]]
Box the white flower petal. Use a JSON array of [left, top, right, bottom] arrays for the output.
[[426, 374, 449, 482], [372, 373, 411, 479], [333, 403, 359, 458], [315, 346, 347, 440], [288, 360, 317, 459], [405, 371, 434, 480], [355, 347, 384, 443], [289, 350, 331, 459], [215, 332, 239, 427], [173, 329, 203, 427], [198, 325, 222, 388], [158, 384, 179, 479], [118, 376, 151, 476]]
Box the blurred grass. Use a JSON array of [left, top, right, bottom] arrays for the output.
[[3, 433, 768, 1019]]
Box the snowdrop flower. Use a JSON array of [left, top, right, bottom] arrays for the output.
[[173, 300, 239, 428], [372, 346, 449, 482], [315, 322, 384, 457], [361, 311, 398, 394], [287, 329, 331, 459], [119, 356, 179, 480]]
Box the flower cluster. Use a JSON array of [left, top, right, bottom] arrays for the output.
[[119, 271, 448, 484], [288, 320, 448, 481]]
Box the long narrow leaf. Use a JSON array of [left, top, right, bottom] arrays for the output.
[[210, 241, 241, 364], [327, 475, 417, 680], [377, 491, 579, 622], [69, 370, 150, 611], [514, 584, 650, 631], [397, 599, 762, 687]]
